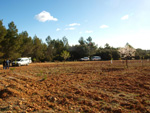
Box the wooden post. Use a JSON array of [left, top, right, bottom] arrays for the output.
[[126, 58, 128, 68]]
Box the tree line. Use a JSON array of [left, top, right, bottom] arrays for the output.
[[0, 20, 150, 63]]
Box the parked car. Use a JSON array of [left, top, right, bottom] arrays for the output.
[[80, 57, 90, 61], [28, 57, 32, 63], [12, 57, 31, 66], [91, 56, 101, 61]]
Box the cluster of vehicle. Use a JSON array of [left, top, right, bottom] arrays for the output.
[[11, 56, 100, 67], [12, 57, 32, 66], [80, 56, 101, 61]]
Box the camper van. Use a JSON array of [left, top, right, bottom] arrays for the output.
[[12, 57, 31, 66]]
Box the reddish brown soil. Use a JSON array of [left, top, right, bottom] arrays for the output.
[[0, 61, 150, 113]]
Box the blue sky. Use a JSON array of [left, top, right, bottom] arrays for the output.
[[1, 0, 150, 49]]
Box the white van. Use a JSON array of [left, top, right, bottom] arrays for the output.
[[28, 57, 32, 63], [12, 57, 31, 66]]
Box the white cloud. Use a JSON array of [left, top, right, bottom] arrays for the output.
[[56, 28, 60, 31], [79, 32, 82, 34], [35, 11, 58, 22], [100, 25, 109, 29], [85, 30, 93, 33], [69, 23, 80, 26], [121, 15, 129, 20], [65, 27, 75, 30]]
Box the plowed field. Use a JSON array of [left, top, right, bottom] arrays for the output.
[[0, 61, 150, 113]]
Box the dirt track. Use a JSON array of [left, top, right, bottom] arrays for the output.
[[0, 61, 150, 112]]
